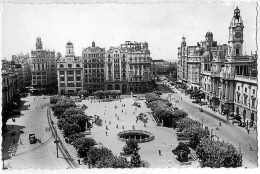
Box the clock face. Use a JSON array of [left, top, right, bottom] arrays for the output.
[[235, 32, 242, 39]]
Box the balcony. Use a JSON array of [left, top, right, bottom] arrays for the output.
[[211, 71, 220, 77], [234, 75, 257, 84], [220, 73, 235, 80]]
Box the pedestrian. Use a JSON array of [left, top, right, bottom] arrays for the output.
[[116, 124, 118, 128], [144, 123, 146, 127], [109, 121, 111, 125], [136, 119, 138, 123], [13, 139, 16, 146], [159, 150, 161, 156], [249, 145, 253, 151], [216, 127, 219, 130], [122, 126, 124, 130], [78, 159, 81, 165], [247, 129, 250, 134], [181, 97, 182, 100], [132, 125, 135, 130], [122, 110, 123, 113], [106, 131, 108, 136], [20, 139, 22, 145], [106, 125, 108, 130], [219, 122, 221, 126]]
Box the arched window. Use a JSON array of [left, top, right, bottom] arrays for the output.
[[76, 64, 80, 68], [60, 64, 64, 68]]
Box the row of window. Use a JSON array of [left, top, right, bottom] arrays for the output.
[[237, 86, 256, 94], [83, 54, 105, 58], [59, 70, 81, 75], [60, 83, 82, 87], [84, 64, 105, 68], [84, 59, 104, 62], [236, 93, 256, 108], [59, 64, 81, 68]]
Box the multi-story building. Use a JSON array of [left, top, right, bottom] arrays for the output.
[[12, 53, 32, 87], [177, 7, 258, 126], [122, 41, 152, 93], [30, 37, 57, 94], [220, 7, 258, 126], [82, 41, 106, 94], [200, 32, 228, 110], [105, 41, 152, 94], [105, 46, 129, 93], [57, 41, 84, 95]]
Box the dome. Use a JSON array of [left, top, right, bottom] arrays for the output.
[[67, 41, 73, 46], [205, 32, 213, 38]]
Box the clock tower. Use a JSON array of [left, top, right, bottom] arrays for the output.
[[228, 6, 244, 57]]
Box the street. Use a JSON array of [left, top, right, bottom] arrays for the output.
[[160, 83, 258, 168], [2, 95, 70, 169]]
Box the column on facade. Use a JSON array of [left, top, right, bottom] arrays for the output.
[[74, 69, 76, 94]]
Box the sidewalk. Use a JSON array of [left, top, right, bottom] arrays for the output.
[[172, 88, 257, 139]]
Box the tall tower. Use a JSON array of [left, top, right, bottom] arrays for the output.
[[228, 6, 244, 57], [66, 41, 74, 55], [36, 37, 42, 50]]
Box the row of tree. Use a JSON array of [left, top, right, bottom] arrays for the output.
[[93, 90, 122, 99], [145, 92, 188, 127], [50, 95, 141, 168], [175, 117, 242, 167]]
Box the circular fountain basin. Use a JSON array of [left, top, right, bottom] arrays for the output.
[[118, 130, 155, 143]]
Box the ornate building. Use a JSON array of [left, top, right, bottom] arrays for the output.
[[220, 7, 258, 125], [30, 37, 57, 94], [177, 7, 258, 126], [82, 41, 106, 94], [105, 41, 152, 94], [57, 41, 83, 95]]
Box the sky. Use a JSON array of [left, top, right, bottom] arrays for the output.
[[1, 1, 258, 61]]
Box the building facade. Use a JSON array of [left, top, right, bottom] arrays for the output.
[[30, 37, 57, 94], [177, 7, 258, 125], [82, 41, 106, 94], [105, 41, 152, 94], [57, 41, 84, 95]]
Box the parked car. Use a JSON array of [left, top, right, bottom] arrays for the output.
[[29, 134, 37, 144]]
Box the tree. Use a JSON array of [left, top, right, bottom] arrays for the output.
[[77, 90, 89, 97], [196, 138, 242, 168], [73, 137, 96, 158], [172, 142, 190, 162], [84, 146, 113, 167], [122, 139, 140, 155], [130, 148, 141, 167]]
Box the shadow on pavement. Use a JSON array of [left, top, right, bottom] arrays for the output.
[[2, 124, 25, 160]]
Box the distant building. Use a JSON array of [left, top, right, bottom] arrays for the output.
[[152, 59, 176, 78], [30, 37, 57, 94], [82, 41, 106, 94], [57, 41, 84, 95], [12, 53, 31, 87]]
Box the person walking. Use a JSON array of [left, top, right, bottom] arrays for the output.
[[13, 139, 16, 146], [105, 131, 108, 136], [20, 139, 23, 145], [247, 128, 250, 134], [249, 145, 253, 151], [159, 150, 161, 156]]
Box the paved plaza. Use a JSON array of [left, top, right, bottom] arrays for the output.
[[76, 96, 199, 168]]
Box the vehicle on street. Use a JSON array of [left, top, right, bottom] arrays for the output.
[[29, 134, 37, 144]]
